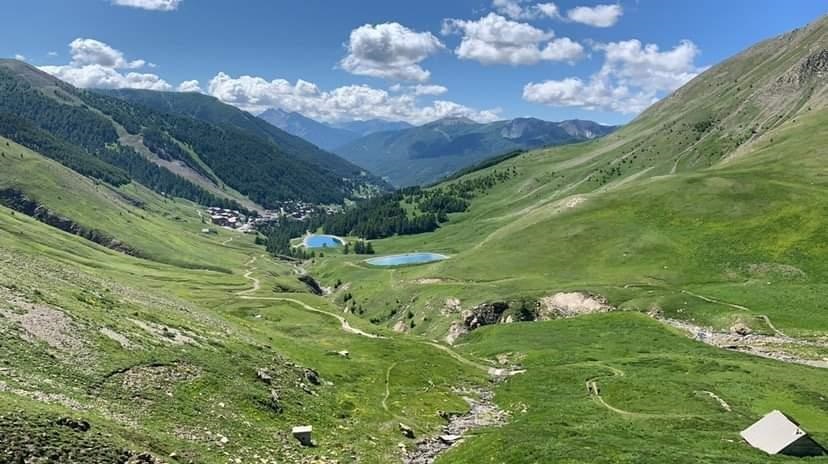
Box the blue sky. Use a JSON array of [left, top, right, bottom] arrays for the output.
[[4, 0, 826, 125]]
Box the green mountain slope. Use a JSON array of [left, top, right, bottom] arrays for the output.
[[99, 89, 389, 191], [335, 116, 616, 186], [0, 60, 373, 208]]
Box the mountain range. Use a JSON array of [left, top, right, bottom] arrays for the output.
[[335, 116, 617, 186], [259, 108, 615, 186], [259, 108, 413, 151]]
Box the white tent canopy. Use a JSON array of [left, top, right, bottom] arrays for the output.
[[741, 410, 826, 457]]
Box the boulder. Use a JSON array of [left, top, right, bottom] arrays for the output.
[[399, 423, 415, 439], [439, 434, 462, 445], [56, 417, 91, 432], [256, 368, 272, 384], [304, 368, 321, 385], [730, 323, 752, 336]]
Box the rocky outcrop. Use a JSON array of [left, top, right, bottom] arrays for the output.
[[444, 292, 614, 344], [463, 302, 510, 329], [403, 388, 508, 464], [297, 275, 323, 295], [781, 48, 828, 87]]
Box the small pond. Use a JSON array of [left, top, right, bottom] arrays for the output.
[[365, 252, 448, 267], [304, 234, 344, 248]]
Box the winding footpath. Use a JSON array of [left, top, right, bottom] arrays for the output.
[[584, 363, 721, 419], [234, 255, 520, 463]]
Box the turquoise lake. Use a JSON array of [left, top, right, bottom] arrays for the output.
[[304, 234, 343, 248], [365, 252, 448, 267]]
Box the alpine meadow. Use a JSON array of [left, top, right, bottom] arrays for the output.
[[1, 2, 828, 464]]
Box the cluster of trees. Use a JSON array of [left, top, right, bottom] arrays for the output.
[[329, 167, 516, 239], [81, 91, 352, 207], [344, 240, 374, 255], [0, 69, 245, 211], [260, 219, 315, 259], [0, 70, 119, 151], [97, 144, 245, 212], [323, 193, 440, 240], [259, 166, 519, 257], [0, 113, 130, 186]]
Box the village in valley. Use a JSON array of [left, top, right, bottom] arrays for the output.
[[203, 201, 343, 234]]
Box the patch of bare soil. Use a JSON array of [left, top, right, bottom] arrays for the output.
[[537, 292, 614, 319], [393, 321, 409, 333], [0, 289, 87, 355], [129, 318, 202, 346], [745, 262, 806, 280], [413, 278, 450, 285], [403, 388, 508, 464], [106, 363, 201, 398], [99, 327, 135, 350]]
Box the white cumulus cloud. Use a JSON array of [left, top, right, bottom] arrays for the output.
[[391, 84, 449, 96], [39, 38, 172, 91], [523, 39, 703, 113], [492, 0, 560, 20], [208, 72, 498, 125], [442, 13, 583, 65], [177, 79, 203, 93], [112, 0, 182, 11], [14, 54, 26, 61], [536, 3, 561, 18], [68, 38, 145, 69], [40, 64, 172, 91], [339, 22, 445, 82], [567, 4, 623, 27]]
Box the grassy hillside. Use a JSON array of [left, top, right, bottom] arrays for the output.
[[312, 15, 828, 342], [0, 142, 491, 462]]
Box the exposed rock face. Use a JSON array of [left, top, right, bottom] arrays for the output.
[[393, 321, 409, 333], [445, 292, 614, 344], [779, 48, 828, 87], [256, 368, 273, 384], [297, 275, 323, 295], [443, 298, 462, 315], [463, 302, 510, 329], [537, 292, 613, 319], [444, 322, 468, 345]]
